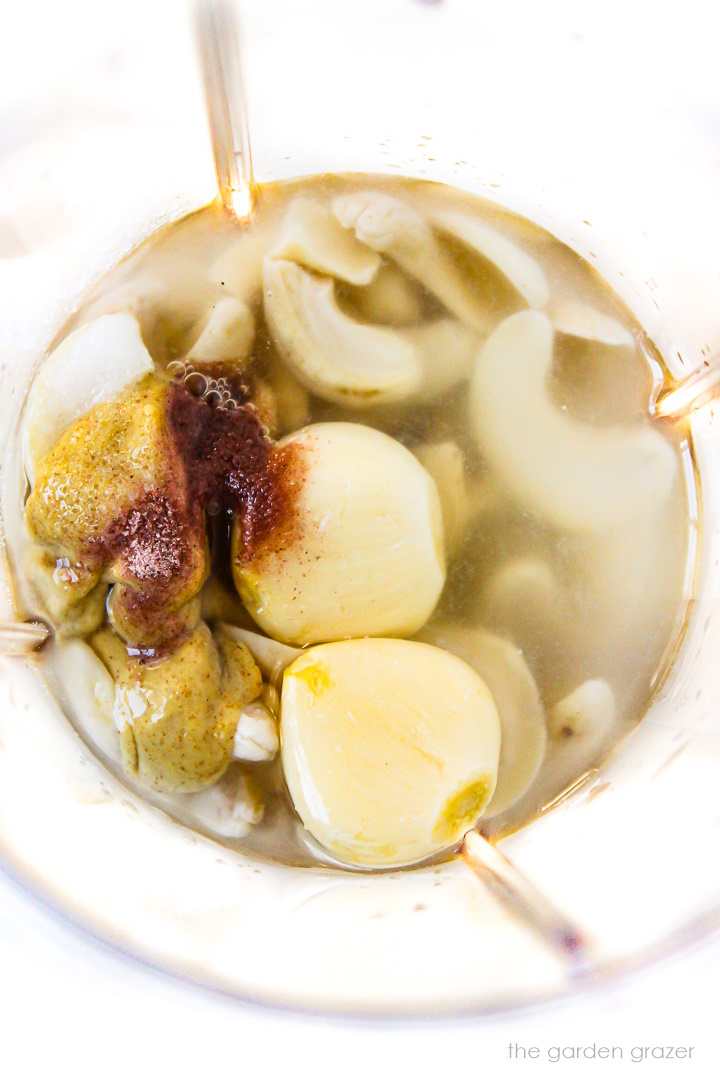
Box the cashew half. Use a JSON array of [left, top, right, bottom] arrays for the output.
[[23, 313, 154, 484], [470, 311, 677, 531], [333, 191, 490, 333], [269, 197, 380, 284], [402, 318, 480, 402], [549, 299, 634, 347], [413, 441, 470, 559], [219, 623, 303, 681], [431, 209, 550, 310], [263, 258, 422, 405], [187, 296, 255, 363]]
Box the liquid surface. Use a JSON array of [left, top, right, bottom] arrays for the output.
[[7, 174, 694, 868]]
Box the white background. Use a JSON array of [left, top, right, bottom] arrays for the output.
[[0, 861, 718, 1077]]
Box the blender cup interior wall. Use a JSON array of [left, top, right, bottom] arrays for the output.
[[1, 0, 719, 1014]]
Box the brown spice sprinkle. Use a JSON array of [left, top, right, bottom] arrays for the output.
[[27, 372, 304, 653], [166, 381, 303, 561], [103, 379, 303, 649]]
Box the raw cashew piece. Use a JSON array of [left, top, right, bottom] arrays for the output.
[[50, 638, 120, 763], [233, 701, 279, 761], [23, 313, 154, 484], [263, 258, 422, 405], [269, 198, 381, 284], [431, 209, 550, 309], [281, 638, 501, 867], [187, 296, 255, 363], [333, 191, 491, 333], [549, 299, 634, 347], [548, 679, 616, 742], [413, 441, 470, 558], [470, 311, 677, 531]]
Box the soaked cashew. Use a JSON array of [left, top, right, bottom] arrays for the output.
[[269, 197, 380, 284], [233, 701, 279, 762], [470, 311, 677, 531], [333, 191, 490, 333], [549, 299, 634, 346], [263, 259, 422, 405], [413, 441, 470, 559], [23, 313, 154, 484], [431, 209, 550, 310], [187, 296, 255, 363]]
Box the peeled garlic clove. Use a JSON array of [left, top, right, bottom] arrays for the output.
[[403, 318, 480, 402], [431, 209, 550, 310], [187, 296, 255, 363], [548, 679, 616, 742], [470, 311, 677, 531], [343, 263, 423, 326], [219, 623, 303, 681], [333, 191, 490, 333], [269, 197, 381, 284], [23, 313, 154, 484], [281, 638, 501, 867], [413, 441, 469, 559], [233, 422, 445, 644], [49, 639, 120, 762], [416, 623, 545, 816], [232, 701, 279, 761], [549, 299, 634, 347], [263, 258, 422, 405]]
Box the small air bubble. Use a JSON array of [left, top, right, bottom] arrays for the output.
[[185, 372, 208, 397], [167, 360, 186, 380]]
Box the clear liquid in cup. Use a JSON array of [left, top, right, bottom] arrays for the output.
[[5, 175, 695, 869]]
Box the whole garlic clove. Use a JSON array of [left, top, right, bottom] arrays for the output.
[[431, 209, 550, 310], [548, 299, 634, 347], [416, 623, 546, 816], [233, 700, 279, 761], [263, 259, 422, 405], [280, 638, 501, 867], [470, 311, 677, 531], [232, 422, 446, 644], [269, 197, 381, 284], [23, 312, 154, 485], [333, 191, 491, 333], [413, 441, 470, 559], [187, 296, 255, 363]]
